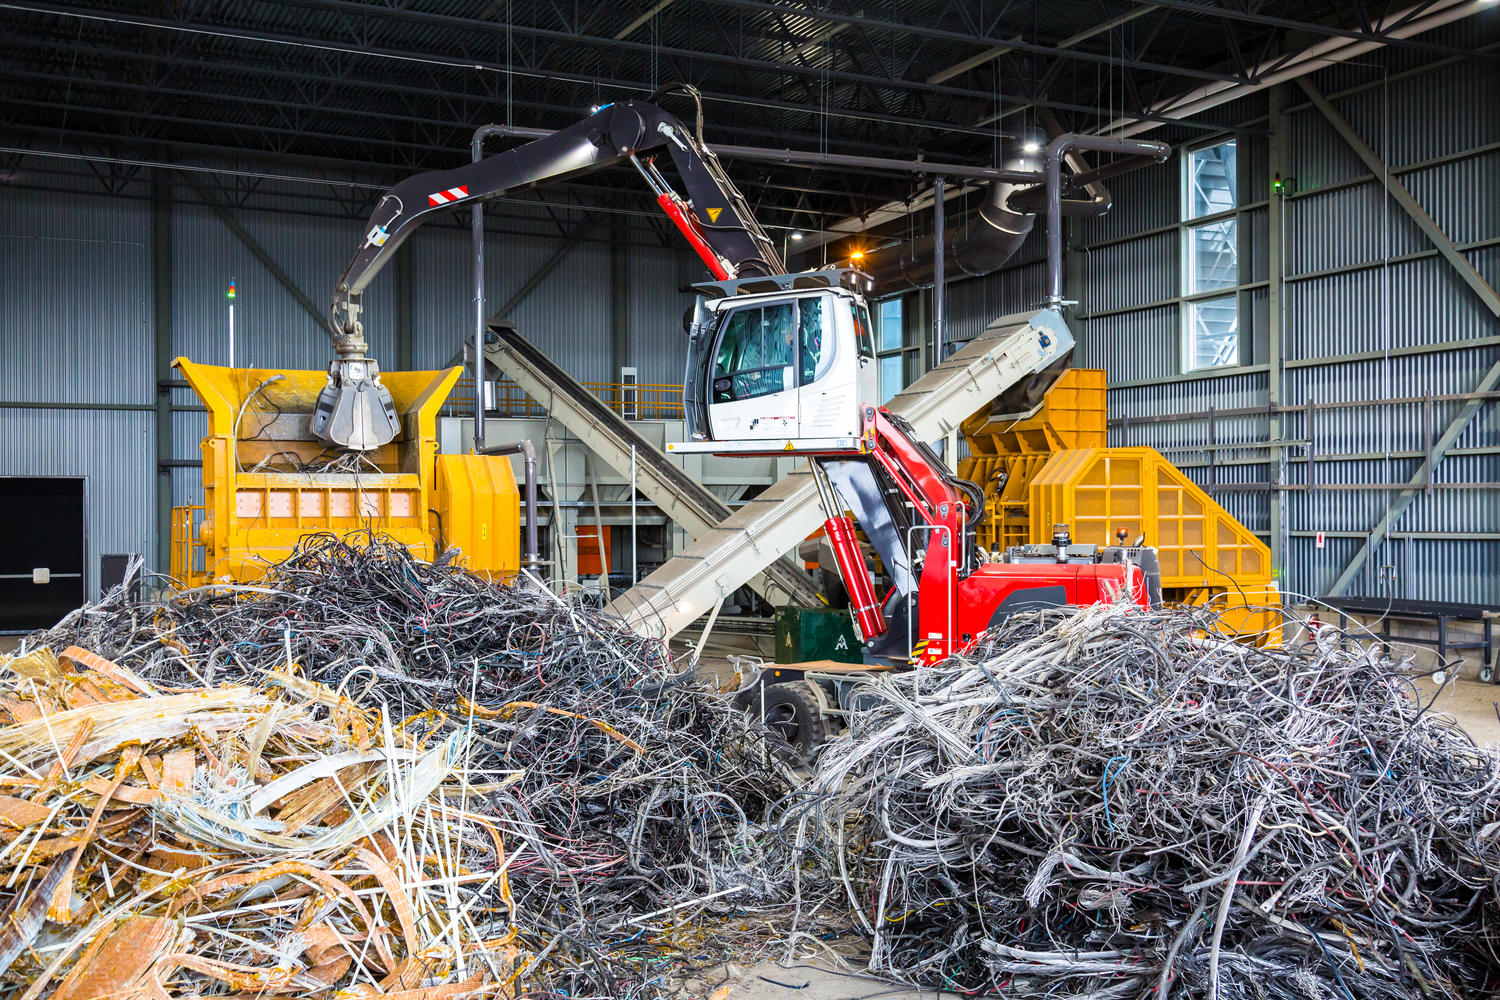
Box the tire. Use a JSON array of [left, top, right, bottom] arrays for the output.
[[751, 681, 830, 755]]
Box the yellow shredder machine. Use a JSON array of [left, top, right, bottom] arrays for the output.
[[170, 359, 519, 586], [959, 368, 1280, 639]]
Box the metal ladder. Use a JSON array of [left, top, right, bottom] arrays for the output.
[[606, 308, 1075, 639]]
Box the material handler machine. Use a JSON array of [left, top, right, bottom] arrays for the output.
[[312, 88, 1161, 682]]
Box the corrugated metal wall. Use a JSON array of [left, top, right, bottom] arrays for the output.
[[1, 166, 697, 601], [0, 170, 154, 600], [937, 50, 1500, 605]]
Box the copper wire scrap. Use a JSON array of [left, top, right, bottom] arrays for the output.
[[781, 602, 1500, 1000]]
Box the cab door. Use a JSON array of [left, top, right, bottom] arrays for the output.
[[705, 299, 800, 442], [794, 293, 876, 439]]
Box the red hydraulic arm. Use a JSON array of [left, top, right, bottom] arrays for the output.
[[810, 463, 887, 641], [813, 405, 1147, 664]]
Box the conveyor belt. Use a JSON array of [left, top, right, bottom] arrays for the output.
[[483, 322, 821, 608], [606, 309, 1075, 639]]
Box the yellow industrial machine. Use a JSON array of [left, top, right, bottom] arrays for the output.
[[958, 369, 1278, 636], [170, 359, 520, 586]]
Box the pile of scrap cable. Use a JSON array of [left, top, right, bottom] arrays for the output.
[[782, 601, 1500, 1000], [0, 644, 518, 998], [15, 535, 802, 1000]]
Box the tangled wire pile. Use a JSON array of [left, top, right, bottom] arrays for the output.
[[784, 602, 1500, 999], [22, 533, 800, 999]]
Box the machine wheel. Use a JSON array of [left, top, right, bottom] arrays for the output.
[[752, 681, 831, 754]]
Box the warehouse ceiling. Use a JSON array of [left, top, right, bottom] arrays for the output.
[[1, 1, 1493, 241]]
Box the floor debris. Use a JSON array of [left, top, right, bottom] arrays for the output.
[[8, 538, 1500, 999]]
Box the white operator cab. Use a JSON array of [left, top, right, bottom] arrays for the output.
[[673, 268, 880, 455]]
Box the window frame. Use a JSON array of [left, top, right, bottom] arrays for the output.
[[1179, 137, 1243, 373], [709, 293, 834, 404], [874, 293, 918, 404]]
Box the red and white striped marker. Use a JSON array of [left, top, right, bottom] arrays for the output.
[[428, 185, 469, 206]]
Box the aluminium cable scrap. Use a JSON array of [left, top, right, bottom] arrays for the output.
[[782, 601, 1500, 999], [0, 643, 518, 998], [23, 532, 804, 1000]]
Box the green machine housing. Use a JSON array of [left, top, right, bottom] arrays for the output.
[[774, 606, 863, 664]]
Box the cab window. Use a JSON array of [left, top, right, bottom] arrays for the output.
[[712, 301, 797, 402], [798, 296, 833, 385], [853, 302, 875, 360]]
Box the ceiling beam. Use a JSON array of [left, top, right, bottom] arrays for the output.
[[926, 5, 1162, 85], [694, 0, 1246, 84], [1141, 0, 1496, 61], [2, 2, 1000, 141], [614, 0, 680, 39]]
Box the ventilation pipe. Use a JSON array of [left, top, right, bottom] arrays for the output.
[[859, 167, 1038, 292], [1042, 134, 1171, 305], [862, 133, 1169, 297]]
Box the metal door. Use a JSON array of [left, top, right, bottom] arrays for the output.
[[0, 477, 85, 632]]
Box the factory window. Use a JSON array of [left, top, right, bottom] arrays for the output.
[[712, 301, 797, 402], [1181, 139, 1239, 371], [876, 296, 905, 403]]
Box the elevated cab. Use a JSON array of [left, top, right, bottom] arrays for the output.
[[673, 268, 878, 455]]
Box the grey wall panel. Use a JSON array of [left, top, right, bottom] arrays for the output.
[[505, 238, 615, 385], [1083, 230, 1176, 313], [171, 202, 397, 372], [944, 262, 1047, 345], [627, 245, 698, 387], [1335, 59, 1500, 171], [0, 189, 152, 405], [1401, 150, 1500, 247], [173, 409, 209, 463], [1283, 255, 1498, 361], [1108, 370, 1268, 417], [1079, 306, 1178, 383], [1284, 347, 1498, 455], [1245, 207, 1270, 284], [1285, 182, 1426, 276], [1287, 106, 1366, 190], [0, 409, 153, 601], [1395, 540, 1500, 605], [1081, 161, 1177, 245], [408, 225, 485, 370]]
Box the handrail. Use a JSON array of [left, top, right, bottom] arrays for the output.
[[448, 378, 687, 420]]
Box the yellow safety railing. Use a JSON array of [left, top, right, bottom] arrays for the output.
[[170, 505, 207, 586], [448, 379, 685, 420]]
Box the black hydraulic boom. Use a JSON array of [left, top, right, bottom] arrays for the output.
[[316, 90, 782, 450]]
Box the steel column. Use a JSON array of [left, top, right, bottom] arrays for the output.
[[1267, 85, 1287, 591], [152, 169, 173, 575], [932, 176, 945, 365]]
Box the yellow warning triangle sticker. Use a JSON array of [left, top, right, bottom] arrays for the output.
[[707, 207, 723, 222], [784, 441, 795, 451]]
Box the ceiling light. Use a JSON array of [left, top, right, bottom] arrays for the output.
[[790, 231, 804, 240], [850, 250, 865, 262], [1022, 140, 1042, 154]]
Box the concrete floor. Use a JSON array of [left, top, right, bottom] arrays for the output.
[[727, 961, 949, 1000]]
